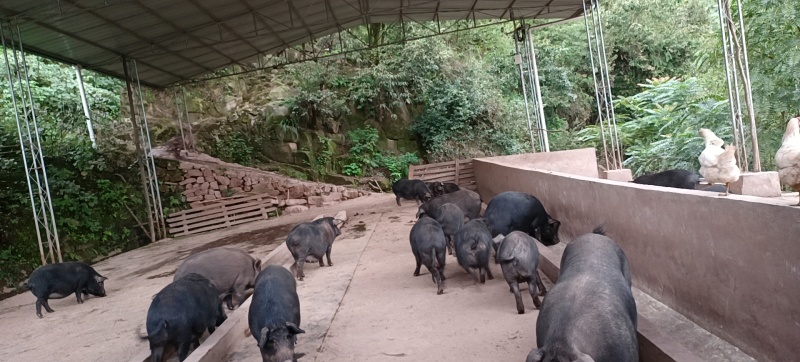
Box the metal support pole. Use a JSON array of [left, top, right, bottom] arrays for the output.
[[74, 65, 97, 148], [512, 20, 537, 152], [526, 26, 549, 152], [583, 0, 610, 170], [132, 59, 167, 240], [122, 56, 156, 242], [733, 0, 760, 171], [593, 0, 622, 169], [716, 0, 748, 170], [1, 20, 62, 265], [173, 88, 188, 151]]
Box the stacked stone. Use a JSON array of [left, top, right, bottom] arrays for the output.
[[177, 162, 366, 213]]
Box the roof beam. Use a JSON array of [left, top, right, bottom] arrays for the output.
[[235, 0, 291, 49], [184, 0, 262, 56], [59, 0, 209, 78], [500, 0, 519, 19], [286, 0, 317, 47], [0, 4, 181, 85], [130, 1, 240, 71]]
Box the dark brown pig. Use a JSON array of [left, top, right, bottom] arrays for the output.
[[174, 247, 262, 310]]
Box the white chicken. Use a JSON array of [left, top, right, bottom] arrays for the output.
[[698, 128, 741, 196], [775, 117, 800, 206]]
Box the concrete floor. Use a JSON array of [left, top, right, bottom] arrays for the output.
[[0, 193, 757, 362]]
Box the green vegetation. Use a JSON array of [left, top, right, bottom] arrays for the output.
[[2, 0, 799, 288]]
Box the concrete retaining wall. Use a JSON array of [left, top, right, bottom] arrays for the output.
[[473, 151, 800, 362]]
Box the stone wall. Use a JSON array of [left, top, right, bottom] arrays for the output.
[[175, 162, 367, 214]]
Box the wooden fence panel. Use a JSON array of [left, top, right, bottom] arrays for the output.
[[166, 193, 279, 237], [408, 159, 476, 190]]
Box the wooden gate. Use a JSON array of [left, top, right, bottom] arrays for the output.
[[408, 159, 476, 190]]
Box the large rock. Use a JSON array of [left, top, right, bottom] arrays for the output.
[[285, 199, 308, 206], [186, 169, 203, 177], [284, 205, 308, 214], [321, 192, 342, 202], [307, 196, 323, 207], [214, 175, 230, 186]]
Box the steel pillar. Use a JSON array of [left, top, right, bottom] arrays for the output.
[[717, 0, 759, 172], [513, 21, 549, 153], [74, 65, 97, 148], [1, 20, 62, 265], [583, 0, 622, 170]]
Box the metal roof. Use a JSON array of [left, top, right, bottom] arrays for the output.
[[0, 0, 585, 88]]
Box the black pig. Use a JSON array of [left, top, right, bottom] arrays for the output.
[[526, 227, 637, 362], [631, 169, 699, 190], [142, 273, 227, 362], [426, 181, 460, 197], [435, 203, 464, 255], [392, 179, 432, 206], [248, 265, 305, 362], [25, 261, 107, 318], [484, 191, 561, 246], [454, 219, 494, 284], [286, 217, 341, 281], [494, 231, 546, 314], [416, 189, 482, 220], [409, 215, 447, 295]]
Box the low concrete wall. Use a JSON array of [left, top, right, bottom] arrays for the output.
[[481, 148, 600, 178], [474, 155, 800, 362]]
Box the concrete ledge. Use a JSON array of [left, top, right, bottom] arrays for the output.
[[602, 168, 633, 182], [536, 242, 703, 362], [730, 172, 782, 197]]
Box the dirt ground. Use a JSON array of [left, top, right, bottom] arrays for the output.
[[0, 194, 388, 362], [227, 194, 553, 362]]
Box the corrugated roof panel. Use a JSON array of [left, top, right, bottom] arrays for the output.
[[1, 0, 584, 87]]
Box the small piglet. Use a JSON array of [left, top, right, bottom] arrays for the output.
[[409, 215, 447, 295], [526, 227, 637, 362], [174, 247, 262, 310], [416, 189, 482, 220], [286, 217, 341, 281], [494, 231, 546, 314], [142, 273, 227, 362], [454, 219, 494, 284], [392, 178, 433, 206], [426, 181, 460, 197], [25, 261, 107, 318], [435, 203, 465, 255], [248, 265, 305, 362]]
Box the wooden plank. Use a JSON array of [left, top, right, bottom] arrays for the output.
[[413, 168, 457, 178], [454, 159, 460, 185], [422, 174, 457, 183], [167, 198, 274, 223], [169, 205, 276, 234], [173, 208, 278, 237], [168, 192, 278, 217]]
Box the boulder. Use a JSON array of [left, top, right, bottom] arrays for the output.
[[186, 169, 202, 177], [285, 199, 308, 206], [284, 205, 309, 214], [214, 175, 231, 186], [307, 196, 323, 207], [321, 192, 342, 202]]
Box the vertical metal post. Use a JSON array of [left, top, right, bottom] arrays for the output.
[[181, 87, 195, 152], [526, 26, 549, 152], [173, 87, 188, 151], [512, 20, 537, 152], [590, 1, 618, 169], [733, 0, 760, 171], [132, 59, 167, 240], [583, 0, 610, 170], [74, 65, 96, 148], [122, 56, 156, 242], [1, 20, 62, 264], [716, 0, 747, 170], [593, 0, 622, 168]]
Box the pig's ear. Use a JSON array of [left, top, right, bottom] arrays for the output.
[[254, 259, 263, 272], [258, 327, 270, 348], [548, 218, 561, 229], [95, 275, 108, 282], [575, 352, 595, 362], [286, 322, 305, 335], [525, 348, 543, 362]]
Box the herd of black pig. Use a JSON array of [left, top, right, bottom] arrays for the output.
[[21, 177, 640, 362], [395, 178, 639, 362], [23, 216, 342, 362]]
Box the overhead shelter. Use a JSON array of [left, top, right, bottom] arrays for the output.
[[0, 0, 586, 88]]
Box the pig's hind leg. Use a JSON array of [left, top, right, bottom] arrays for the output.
[[325, 245, 334, 266]]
